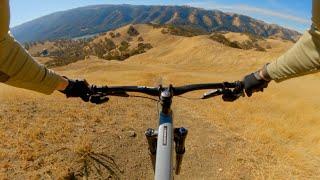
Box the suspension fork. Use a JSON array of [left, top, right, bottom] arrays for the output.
[[174, 127, 188, 175], [145, 128, 158, 171]]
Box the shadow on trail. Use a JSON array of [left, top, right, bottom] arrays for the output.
[[66, 152, 123, 180]]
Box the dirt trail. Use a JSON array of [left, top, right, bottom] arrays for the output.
[[0, 87, 314, 179], [0, 93, 280, 179]]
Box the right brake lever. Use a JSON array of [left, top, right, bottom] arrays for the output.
[[201, 89, 223, 99]]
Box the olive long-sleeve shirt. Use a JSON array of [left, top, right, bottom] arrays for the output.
[[266, 0, 320, 82], [0, 0, 63, 94]]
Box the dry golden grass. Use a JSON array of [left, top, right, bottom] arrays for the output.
[[1, 24, 319, 179], [224, 32, 251, 43]]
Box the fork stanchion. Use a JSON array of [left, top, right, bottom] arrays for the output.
[[174, 127, 188, 175], [145, 128, 158, 172]]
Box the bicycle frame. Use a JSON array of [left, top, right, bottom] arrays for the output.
[[155, 111, 174, 179], [146, 86, 188, 180]]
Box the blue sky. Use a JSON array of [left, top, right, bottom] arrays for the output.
[[10, 0, 312, 32]]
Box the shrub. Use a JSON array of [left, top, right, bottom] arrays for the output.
[[210, 33, 228, 44], [162, 25, 208, 37], [105, 49, 121, 60], [45, 39, 88, 67], [41, 28, 155, 66], [161, 29, 169, 34], [109, 32, 116, 38], [104, 38, 116, 51], [147, 23, 163, 29], [115, 32, 121, 37], [138, 36, 144, 42], [127, 26, 139, 36], [119, 41, 129, 52], [239, 41, 254, 50], [229, 41, 242, 49], [138, 43, 153, 50], [255, 46, 266, 52], [209, 32, 266, 51]]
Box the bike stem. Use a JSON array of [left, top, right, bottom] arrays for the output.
[[160, 85, 173, 115]]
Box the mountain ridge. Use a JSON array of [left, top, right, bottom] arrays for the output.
[[11, 4, 301, 43]]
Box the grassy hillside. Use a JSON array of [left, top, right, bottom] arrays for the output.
[[1, 24, 320, 179], [27, 24, 279, 67]]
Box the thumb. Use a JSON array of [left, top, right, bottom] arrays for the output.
[[81, 95, 90, 102]]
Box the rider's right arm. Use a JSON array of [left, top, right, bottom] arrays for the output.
[[0, 0, 10, 41], [266, 29, 320, 82], [266, 0, 320, 82]]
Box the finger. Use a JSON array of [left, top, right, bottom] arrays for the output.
[[81, 95, 90, 102], [222, 96, 236, 102], [222, 93, 239, 102], [222, 95, 231, 101], [245, 89, 252, 97], [90, 95, 109, 104], [95, 96, 109, 104]]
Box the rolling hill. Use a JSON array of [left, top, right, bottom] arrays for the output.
[[27, 24, 279, 68], [11, 4, 301, 43]]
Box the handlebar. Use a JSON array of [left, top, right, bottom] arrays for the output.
[[89, 81, 244, 104]]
